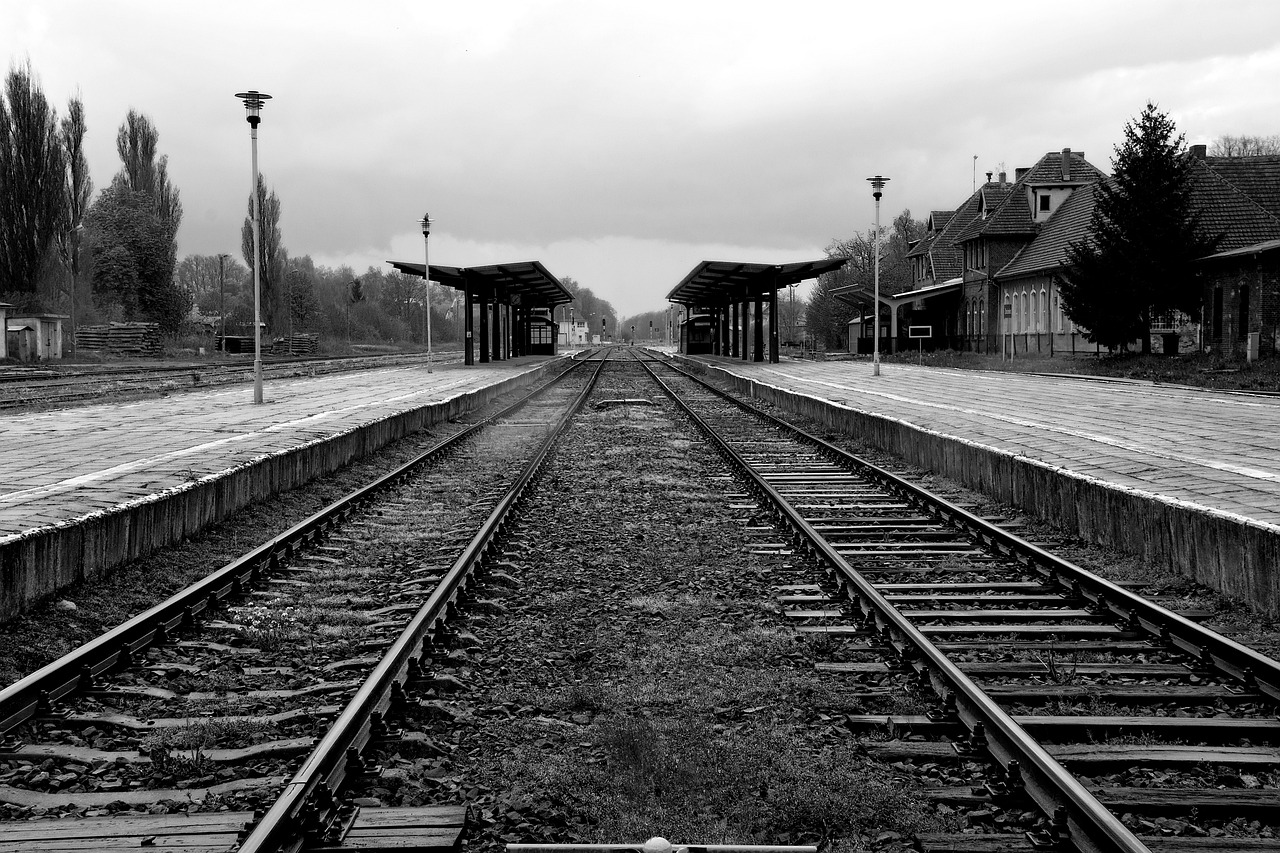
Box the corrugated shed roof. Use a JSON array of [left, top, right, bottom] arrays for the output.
[[996, 183, 1099, 280], [1187, 159, 1280, 252], [1202, 155, 1280, 218]]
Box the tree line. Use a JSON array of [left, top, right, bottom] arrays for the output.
[[0, 58, 617, 354]]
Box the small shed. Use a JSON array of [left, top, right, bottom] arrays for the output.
[[7, 314, 67, 361]]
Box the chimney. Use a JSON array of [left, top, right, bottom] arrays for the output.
[[1061, 148, 1072, 180], [1190, 144, 1207, 159], [998, 170, 1007, 187], [1015, 167, 1030, 181]]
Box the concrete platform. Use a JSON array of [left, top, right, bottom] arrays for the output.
[[0, 356, 562, 621], [681, 354, 1280, 614]]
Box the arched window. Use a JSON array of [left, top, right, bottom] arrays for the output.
[[1052, 291, 1060, 332], [1030, 291, 1039, 331], [1022, 290, 1030, 331], [1040, 288, 1048, 332], [1012, 293, 1020, 332], [979, 297, 985, 335]]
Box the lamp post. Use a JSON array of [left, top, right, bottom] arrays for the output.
[[235, 90, 272, 403], [420, 213, 433, 373], [866, 175, 889, 376], [569, 306, 574, 345]]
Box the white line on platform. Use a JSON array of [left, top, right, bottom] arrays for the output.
[[761, 369, 1280, 485]]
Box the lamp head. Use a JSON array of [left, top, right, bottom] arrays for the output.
[[420, 213, 432, 236], [865, 175, 889, 199], [235, 91, 272, 127]]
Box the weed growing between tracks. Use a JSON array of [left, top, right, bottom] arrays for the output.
[[384, 381, 941, 852]]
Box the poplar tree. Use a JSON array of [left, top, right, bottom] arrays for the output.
[[1062, 102, 1216, 352], [241, 174, 285, 330], [0, 61, 65, 299]]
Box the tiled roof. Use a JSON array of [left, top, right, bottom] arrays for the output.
[[928, 210, 954, 230], [950, 185, 1015, 243], [996, 183, 1099, 281], [925, 184, 1001, 279], [959, 152, 1108, 241], [905, 231, 935, 260], [1187, 159, 1280, 252], [1201, 155, 1280, 220]]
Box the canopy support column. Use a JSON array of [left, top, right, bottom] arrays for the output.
[[747, 297, 757, 361], [464, 281, 474, 366], [479, 291, 490, 363], [769, 284, 779, 364]]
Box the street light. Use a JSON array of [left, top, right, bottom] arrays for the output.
[[235, 89, 272, 403], [866, 175, 889, 376], [420, 213, 433, 374]]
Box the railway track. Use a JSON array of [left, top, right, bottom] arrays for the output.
[[0, 351, 461, 409], [636, 350, 1280, 853], [0, 351, 604, 851], [0, 347, 1275, 852]]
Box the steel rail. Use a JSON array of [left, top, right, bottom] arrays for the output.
[[236, 354, 610, 853], [0, 359, 582, 738], [639, 355, 1150, 853], [658, 356, 1280, 703]]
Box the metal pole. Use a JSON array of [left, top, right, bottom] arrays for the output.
[[218, 254, 227, 350], [422, 217, 433, 373], [251, 123, 263, 402], [867, 175, 888, 377]]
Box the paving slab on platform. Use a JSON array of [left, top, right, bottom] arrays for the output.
[[686, 354, 1280, 610], [0, 357, 559, 619]]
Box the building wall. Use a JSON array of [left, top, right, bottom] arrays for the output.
[[1204, 255, 1280, 359]]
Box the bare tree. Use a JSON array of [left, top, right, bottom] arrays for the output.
[[0, 61, 66, 299], [1209, 134, 1280, 157]]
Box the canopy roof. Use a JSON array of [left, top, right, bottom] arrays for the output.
[[666, 258, 847, 305], [387, 260, 572, 306]]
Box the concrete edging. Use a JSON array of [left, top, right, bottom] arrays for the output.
[[682, 357, 1280, 615], [0, 362, 560, 621]]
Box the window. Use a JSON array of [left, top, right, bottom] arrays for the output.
[[979, 297, 985, 335], [1052, 291, 1060, 332], [1022, 290, 1030, 331], [1213, 286, 1224, 339], [1040, 288, 1048, 332], [1039, 194, 1051, 213], [1239, 284, 1251, 338], [1012, 293, 1020, 332], [1030, 291, 1038, 331]]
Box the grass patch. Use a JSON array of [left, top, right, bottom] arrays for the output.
[[503, 715, 931, 847]]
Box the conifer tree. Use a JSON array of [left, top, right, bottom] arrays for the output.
[[1062, 102, 1216, 352]]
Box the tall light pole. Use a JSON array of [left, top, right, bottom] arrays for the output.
[[217, 253, 229, 351], [866, 175, 889, 376], [236, 90, 272, 403], [420, 213, 433, 373]]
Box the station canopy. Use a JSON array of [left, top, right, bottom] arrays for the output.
[[387, 260, 572, 307], [666, 258, 847, 306]]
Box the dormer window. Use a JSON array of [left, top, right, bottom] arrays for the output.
[[1039, 195, 1051, 213]]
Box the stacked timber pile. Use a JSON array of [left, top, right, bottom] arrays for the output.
[[271, 333, 319, 355], [76, 323, 162, 356]]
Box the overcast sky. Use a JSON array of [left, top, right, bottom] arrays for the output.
[[6, 1, 1280, 317]]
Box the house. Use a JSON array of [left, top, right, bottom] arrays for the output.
[[1188, 147, 1280, 359], [962, 150, 1107, 353]]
